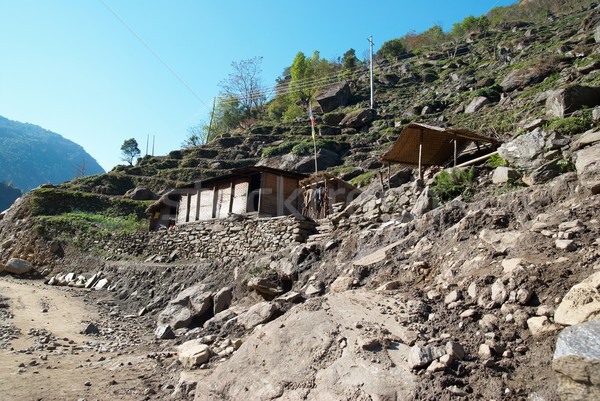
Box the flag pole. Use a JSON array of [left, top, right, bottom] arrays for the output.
[[309, 101, 317, 173]]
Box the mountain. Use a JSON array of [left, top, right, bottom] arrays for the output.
[[0, 115, 104, 192]]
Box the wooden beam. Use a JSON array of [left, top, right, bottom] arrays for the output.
[[418, 129, 423, 180], [455, 151, 498, 168], [453, 133, 457, 167]]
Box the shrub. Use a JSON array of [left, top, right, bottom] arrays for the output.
[[544, 115, 592, 136], [485, 154, 508, 168], [471, 84, 502, 101], [431, 167, 477, 203]]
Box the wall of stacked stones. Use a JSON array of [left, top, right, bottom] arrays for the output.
[[94, 216, 316, 261]]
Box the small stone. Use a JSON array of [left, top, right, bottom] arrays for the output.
[[84, 381, 92, 387], [460, 309, 477, 318], [479, 344, 494, 359], [446, 341, 465, 360], [444, 290, 460, 305]]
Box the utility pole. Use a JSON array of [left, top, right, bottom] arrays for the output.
[[207, 98, 216, 142], [368, 35, 374, 109], [152, 135, 155, 156], [145, 133, 149, 156]]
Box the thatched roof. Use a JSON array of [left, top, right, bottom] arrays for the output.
[[381, 123, 500, 166]]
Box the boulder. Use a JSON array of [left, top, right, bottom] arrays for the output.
[[573, 129, 600, 151], [155, 324, 176, 340], [315, 82, 351, 113], [123, 187, 159, 200], [158, 304, 193, 329], [546, 86, 600, 118], [178, 340, 213, 369], [247, 277, 284, 299], [213, 287, 233, 315], [574, 143, 600, 194], [339, 109, 375, 129], [554, 271, 600, 326], [492, 167, 521, 184], [553, 319, 600, 401], [497, 128, 545, 169], [413, 187, 436, 217], [237, 302, 278, 330], [465, 96, 491, 113], [329, 276, 353, 293], [479, 229, 522, 253], [530, 158, 563, 184], [4, 258, 34, 275], [501, 65, 555, 92], [527, 316, 559, 336]]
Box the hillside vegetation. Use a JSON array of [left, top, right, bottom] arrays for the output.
[[0, 115, 104, 192]]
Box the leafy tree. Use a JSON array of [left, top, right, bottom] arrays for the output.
[[120, 138, 140, 165], [376, 39, 407, 61], [341, 48, 360, 70]]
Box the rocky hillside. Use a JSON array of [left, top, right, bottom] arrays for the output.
[[0, 3, 599, 401], [0, 115, 104, 192]]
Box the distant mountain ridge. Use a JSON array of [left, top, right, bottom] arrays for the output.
[[0, 115, 104, 192]]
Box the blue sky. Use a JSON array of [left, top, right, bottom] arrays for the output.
[[0, 0, 517, 171]]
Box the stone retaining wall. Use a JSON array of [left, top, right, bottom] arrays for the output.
[[96, 215, 317, 261]]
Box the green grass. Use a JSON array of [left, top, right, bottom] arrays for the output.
[[350, 171, 377, 188], [431, 167, 477, 203], [544, 114, 592, 136], [35, 211, 146, 243]]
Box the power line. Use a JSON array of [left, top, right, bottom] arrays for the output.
[[99, 0, 213, 113]]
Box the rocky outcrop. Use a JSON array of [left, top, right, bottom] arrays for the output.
[[339, 108, 375, 129], [315, 82, 351, 113], [4, 258, 34, 275], [497, 128, 546, 169], [574, 143, 600, 194], [546, 86, 600, 118], [157, 284, 214, 329], [554, 271, 600, 326], [553, 319, 600, 401]]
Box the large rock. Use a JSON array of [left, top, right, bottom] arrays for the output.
[[339, 108, 375, 129], [413, 187, 436, 217], [4, 258, 34, 275], [315, 82, 351, 113], [157, 284, 214, 329], [213, 287, 233, 315], [573, 129, 600, 151], [574, 143, 600, 194], [123, 187, 159, 200], [247, 277, 284, 299], [501, 65, 555, 92], [479, 229, 522, 253], [530, 158, 562, 184], [553, 319, 600, 401], [555, 271, 600, 326], [408, 344, 445, 369], [195, 291, 417, 400], [178, 340, 213, 369], [492, 167, 521, 184], [465, 96, 491, 113], [237, 302, 278, 330], [546, 86, 600, 118], [497, 128, 545, 169]]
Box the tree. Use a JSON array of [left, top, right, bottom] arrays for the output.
[[377, 39, 407, 61], [341, 48, 359, 70], [182, 123, 216, 148], [219, 56, 266, 116], [120, 138, 140, 165]]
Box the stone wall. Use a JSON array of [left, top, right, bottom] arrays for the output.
[[96, 215, 317, 262]]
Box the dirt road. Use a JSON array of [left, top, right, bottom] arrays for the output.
[[0, 276, 174, 401]]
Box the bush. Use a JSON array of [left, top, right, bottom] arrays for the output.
[[544, 115, 592, 136], [471, 85, 502, 101], [431, 167, 477, 203], [485, 154, 508, 168]]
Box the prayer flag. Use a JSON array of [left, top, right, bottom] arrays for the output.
[[309, 102, 316, 139]]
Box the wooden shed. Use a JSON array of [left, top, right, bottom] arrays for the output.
[[381, 123, 500, 177], [300, 172, 361, 219], [171, 167, 307, 226]]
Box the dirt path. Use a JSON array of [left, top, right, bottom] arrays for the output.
[[0, 276, 175, 401]]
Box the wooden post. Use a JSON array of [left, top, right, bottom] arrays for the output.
[[257, 175, 263, 217], [418, 129, 424, 180], [453, 133, 457, 167], [211, 186, 218, 219], [387, 162, 391, 188], [379, 170, 384, 191], [228, 181, 234, 214]]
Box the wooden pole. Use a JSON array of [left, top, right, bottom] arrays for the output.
[[313, 136, 318, 174], [453, 133, 457, 167], [418, 130, 423, 180], [455, 151, 498, 168], [207, 98, 216, 142]]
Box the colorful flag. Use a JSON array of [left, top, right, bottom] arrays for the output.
[[309, 102, 316, 139]]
